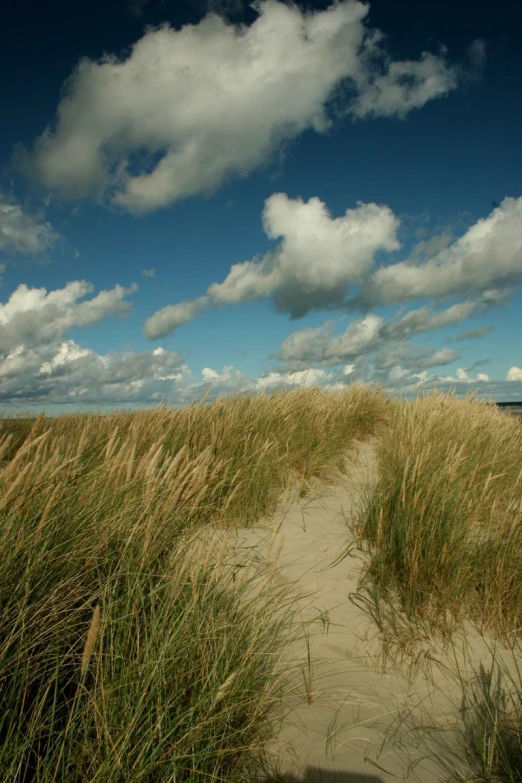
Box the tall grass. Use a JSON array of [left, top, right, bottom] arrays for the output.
[[346, 389, 522, 783], [352, 389, 522, 652], [0, 382, 391, 782]]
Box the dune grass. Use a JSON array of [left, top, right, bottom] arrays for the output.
[[351, 389, 522, 651], [344, 389, 522, 782], [0, 382, 392, 782], [4, 383, 522, 782]]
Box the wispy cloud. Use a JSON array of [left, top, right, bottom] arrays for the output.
[[274, 289, 505, 371], [0, 189, 61, 257], [450, 325, 493, 342]]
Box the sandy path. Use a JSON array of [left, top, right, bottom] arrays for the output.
[[197, 437, 521, 783]]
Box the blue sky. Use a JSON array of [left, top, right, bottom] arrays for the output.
[[1, 0, 521, 416]]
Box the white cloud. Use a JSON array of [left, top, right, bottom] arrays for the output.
[[349, 48, 459, 120], [141, 267, 156, 277], [400, 371, 522, 401], [507, 366, 522, 381], [144, 193, 400, 337], [0, 190, 61, 257], [0, 280, 138, 353], [0, 339, 187, 405], [144, 194, 521, 342], [355, 197, 522, 307], [0, 279, 199, 406], [15, 0, 471, 214], [339, 361, 521, 402], [0, 317, 519, 409], [0, 278, 346, 408]]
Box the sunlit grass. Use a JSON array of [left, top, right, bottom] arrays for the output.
[[0, 381, 392, 782], [343, 388, 522, 783], [3, 383, 522, 782], [352, 389, 522, 649]]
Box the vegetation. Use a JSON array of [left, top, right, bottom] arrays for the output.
[[2, 383, 522, 782], [0, 382, 391, 782], [346, 389, 522, 782]]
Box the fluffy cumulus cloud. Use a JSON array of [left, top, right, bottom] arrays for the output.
[[14, 0, 478, 214], [144, 192, 400, 338], [353, 197, 522, 307], [507, 366, 522, 381], [0, 190, 61, 257], [0, 281, 138, 353]]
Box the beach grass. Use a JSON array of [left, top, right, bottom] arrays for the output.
[[343, 388, 522, 782], [2, 383, 522, 782], [0, 382, 392, 782]]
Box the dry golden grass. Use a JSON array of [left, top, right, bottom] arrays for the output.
[[2, 385, 521, 783], [0, 382, 392, 782]]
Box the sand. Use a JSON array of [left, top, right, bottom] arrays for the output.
[[196, 437, 522, 783]]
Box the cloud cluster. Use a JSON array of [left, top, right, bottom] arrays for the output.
[[0, 276, 520, 409], [0, 278, 356, 407], [144, 193, 522, 341], [144, 193, 400, 337], [4, 1, 517, 409], [14, 0, 478, 215], [274, 289, 506, 370], [0, 279, 198, 406]]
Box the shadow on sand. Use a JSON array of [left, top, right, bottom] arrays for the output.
[[264, 768, 384, 783]]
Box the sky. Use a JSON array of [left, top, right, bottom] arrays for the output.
[[0, 0, 521, 416]]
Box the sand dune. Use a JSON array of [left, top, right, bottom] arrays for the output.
[[195, 437, 521, 783]]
